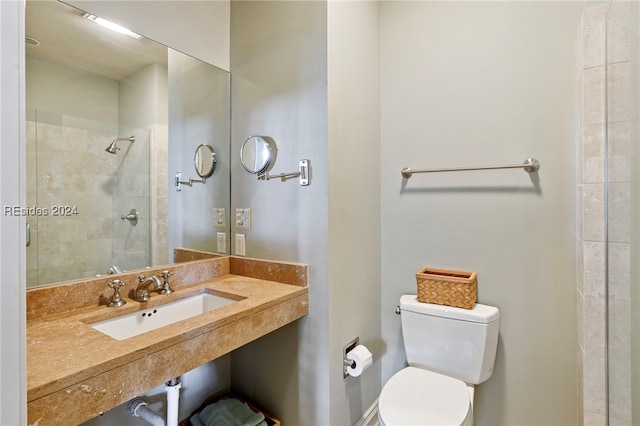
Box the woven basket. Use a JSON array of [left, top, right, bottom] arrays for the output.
[[416, 267, 477, 309]]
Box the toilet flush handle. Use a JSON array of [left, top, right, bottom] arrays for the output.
[[395, 305, 401, 315]]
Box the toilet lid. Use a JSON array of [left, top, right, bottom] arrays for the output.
[[379, 367, 471, 426]]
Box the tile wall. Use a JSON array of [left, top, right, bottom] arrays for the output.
[[26, 118, 120, 285], [25, 116, 164, 286], [150, 122, 169, 267], [111, 127, 152, 272], [577, 2, 632, 425]]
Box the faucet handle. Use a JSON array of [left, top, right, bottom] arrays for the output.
[[108, 279, 124, 290], [159, 270, 175, 295], [159, 270, 174, 279], [107, 279, 126, 307]]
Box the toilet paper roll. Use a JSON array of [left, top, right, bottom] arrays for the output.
[[346, 344, 373, 377]]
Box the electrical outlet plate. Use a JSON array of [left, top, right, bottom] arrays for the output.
[[235, 208, 251, 229], [235, 234, 246, 256], [216, 232, 226, 253]]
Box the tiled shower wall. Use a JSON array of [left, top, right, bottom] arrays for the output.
[[577, 2, 632, 425], [150, 122, 169, 267], [26, 117, 122, 285], [25, 115, 163, 287], [111, 127, 152, 273]]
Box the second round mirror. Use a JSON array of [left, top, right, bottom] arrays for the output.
[[240, 136, 274, 174], [194, 144, 216, 178]]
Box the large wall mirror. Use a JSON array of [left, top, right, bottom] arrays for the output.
[[25, 0, 230, 288]]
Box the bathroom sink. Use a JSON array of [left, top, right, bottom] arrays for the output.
[[90, 293, 238, 340]]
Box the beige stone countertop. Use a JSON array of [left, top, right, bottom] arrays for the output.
[[27, 257, 308, 425]]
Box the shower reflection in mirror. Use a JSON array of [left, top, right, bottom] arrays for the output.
[[105, 136, 135, 154], [26, 0, 232, 287], [25, 112, 153, 286]]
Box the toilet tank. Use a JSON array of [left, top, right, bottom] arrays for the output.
[[400, 295, 500, 385]]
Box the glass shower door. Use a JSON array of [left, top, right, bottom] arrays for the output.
[[605, 2, 638, 424], [26, 110, 151, 287]]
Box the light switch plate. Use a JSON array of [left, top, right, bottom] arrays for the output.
[[235, 208, 251, 229], [213, 208, 226, 228]]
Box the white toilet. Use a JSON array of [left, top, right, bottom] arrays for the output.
[[378, 295, 500, 426]]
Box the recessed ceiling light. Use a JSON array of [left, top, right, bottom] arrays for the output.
[[82, 13, 143, 40], [25, 36, 41, 46]]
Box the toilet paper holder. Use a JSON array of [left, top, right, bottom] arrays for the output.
[[343, 337, 359, 378]]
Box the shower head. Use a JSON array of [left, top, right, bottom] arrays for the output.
[[105, 136, 135, 154], [105, 141, 119, 154]]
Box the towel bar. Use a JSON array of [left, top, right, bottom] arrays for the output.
[[401, 158, 540, 178]]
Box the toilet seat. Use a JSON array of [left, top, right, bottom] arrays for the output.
[[378, 367, 472, 426]]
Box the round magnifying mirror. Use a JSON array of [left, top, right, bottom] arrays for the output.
[[240, 136, 274, 174], [194, 144, 216, 178]]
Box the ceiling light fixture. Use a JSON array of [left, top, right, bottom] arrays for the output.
[[82, 13, 143, 40], [25, 36, 41, 47]]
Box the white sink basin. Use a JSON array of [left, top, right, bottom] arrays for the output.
[[90, 293, 238, 340]]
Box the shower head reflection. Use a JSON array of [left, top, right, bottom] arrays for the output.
[[105, 136, 135, 154]]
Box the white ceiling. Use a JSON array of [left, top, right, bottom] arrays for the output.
[[26, 0, 168, 81]]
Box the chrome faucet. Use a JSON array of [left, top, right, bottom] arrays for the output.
[[134, 275, 163, 302], [108, 265, 123, 275]]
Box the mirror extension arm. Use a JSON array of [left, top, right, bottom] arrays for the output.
[[175, 172, 205, 191], [258, 159, 310, 186]]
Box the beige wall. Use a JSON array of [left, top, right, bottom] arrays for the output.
[[167, 50, 230, 256], [327, 2, 381, 424], [380, 2, 583, 425], [229, 3, 382, 424], [26, 56, 118, 123], [229, 1, 331, 423], [186, 2, 586, 425]]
